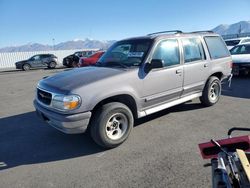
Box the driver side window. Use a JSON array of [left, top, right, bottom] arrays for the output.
[[33, 55, 40, 60], [152, 39, 180, 67]]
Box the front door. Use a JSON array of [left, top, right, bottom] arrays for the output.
[[30, 55, 42, 67], [142, 39, 183, 110]]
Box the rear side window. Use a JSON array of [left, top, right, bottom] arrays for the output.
[[204, 36, 230, 59], [182, 38, 205, 63]]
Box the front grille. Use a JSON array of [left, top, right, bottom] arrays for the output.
[[37, 88, 52, 105]]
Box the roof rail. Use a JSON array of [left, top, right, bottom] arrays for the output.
[[147, 30, 183, 36], [187, 30, 214, 34]]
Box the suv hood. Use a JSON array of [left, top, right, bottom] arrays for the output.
[[16, 60, 27, 64], [39, 67, 125, 93]]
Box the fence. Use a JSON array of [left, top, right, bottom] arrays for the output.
[[0, 49, 98, 69]]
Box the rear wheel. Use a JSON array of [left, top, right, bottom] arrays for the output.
[[48, 61, 56, 69], [90, 102, 134, 149], [200, 76, 221, 107], [22, 64, 30, 71]]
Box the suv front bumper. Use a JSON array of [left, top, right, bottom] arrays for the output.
[[34, 100, 91, 134]]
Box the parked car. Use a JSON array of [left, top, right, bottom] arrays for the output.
[[225, 37, 250, 50], [34, 30, 232, 148], [63, 50, 97, 68], [79, 51, 105, 67], [15, 54, 58, 71], [230, 43, 250, 75]]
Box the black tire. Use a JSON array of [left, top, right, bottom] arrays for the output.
[[22, 64, 31, 71], [90, 102, 134, 149], [48, 61, 56, 69], [200, 76, 221, 107]]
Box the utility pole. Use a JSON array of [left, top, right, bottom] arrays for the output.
[[52, 38, 55, 50]]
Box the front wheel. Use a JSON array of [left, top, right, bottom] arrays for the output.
[[90, 102, 134, 149], [200, 76, 221, 107], [22, 64, 31, 71]]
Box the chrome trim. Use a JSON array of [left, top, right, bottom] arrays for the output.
[[143, 92, 202, 116], [36, 86, 82, 112], [145, 88, 183, 102], [36, 86, 56, 109]]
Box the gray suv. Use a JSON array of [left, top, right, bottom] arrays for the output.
[[34, 31, 232, 148], [15, 54, 58, 71]]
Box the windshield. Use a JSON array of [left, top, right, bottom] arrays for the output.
[[97, 39, 153, 68]]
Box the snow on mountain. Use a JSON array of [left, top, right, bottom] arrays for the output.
[[0, 38, 115, 53], [212, 21, 250, 35]]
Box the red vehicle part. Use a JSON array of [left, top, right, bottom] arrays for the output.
[[199, 135, 250, 159], [79, 51, 105, 67]]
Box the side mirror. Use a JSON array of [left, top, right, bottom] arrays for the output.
[[144, 59, 164, 73]]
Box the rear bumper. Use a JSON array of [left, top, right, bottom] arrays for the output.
[[34, 100, 91, 134], [233, 63, 250, 75]]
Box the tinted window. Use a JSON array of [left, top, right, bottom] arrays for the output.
[[152, 39, 180, 67], [204, 36, 230, 59], [230, 45, 250, 55], [42, 55, 51, 58], [182, 38, 205, 63], [33, 55, 40, 60], [225, 40, 240, 46]]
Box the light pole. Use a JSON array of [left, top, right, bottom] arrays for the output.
[[52, 38, 55, 51]]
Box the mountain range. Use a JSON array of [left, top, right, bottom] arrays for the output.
[[1, 21, 250, 53], [212, 21, 250, 35], [0, 39, 116, 53]]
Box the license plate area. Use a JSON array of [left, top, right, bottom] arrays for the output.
[[233, 65, 239, 76]]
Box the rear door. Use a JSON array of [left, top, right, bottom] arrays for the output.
[[181, 37, 208, 96], [40, 55, 50, 67], [142, 39, 183, 110]]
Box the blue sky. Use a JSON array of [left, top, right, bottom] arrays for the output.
[[0, 0, 249, 47]]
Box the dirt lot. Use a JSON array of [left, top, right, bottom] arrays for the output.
[[0, 68, 249, 188]]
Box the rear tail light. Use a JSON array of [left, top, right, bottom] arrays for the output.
[[229, 61, 233, 68]]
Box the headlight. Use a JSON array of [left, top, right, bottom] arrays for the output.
[[51, 95, 81, 111]]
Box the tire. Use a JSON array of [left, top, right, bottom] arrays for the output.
[[200, 76, 221, 107], [90, 102, 134, 149], [72, 61, 78, 68], [22, 64, 31, 71], [48, 61, 56, 69]]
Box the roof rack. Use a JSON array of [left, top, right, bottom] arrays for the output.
[[187, 30, 214, 34], [147, 30, 183, 36]]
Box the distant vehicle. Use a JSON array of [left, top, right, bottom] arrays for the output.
[[225, 37, 250, 50], [63, 50, 97, 68], [230, 43, 250, 75], [79, 51, 105, 67], [15, 54, 58, 71]]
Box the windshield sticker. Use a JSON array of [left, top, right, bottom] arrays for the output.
[[128, 52, 144, 58]]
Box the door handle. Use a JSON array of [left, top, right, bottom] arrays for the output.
[[176, 69, 182, 74], [204, 63, 208, 67]]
